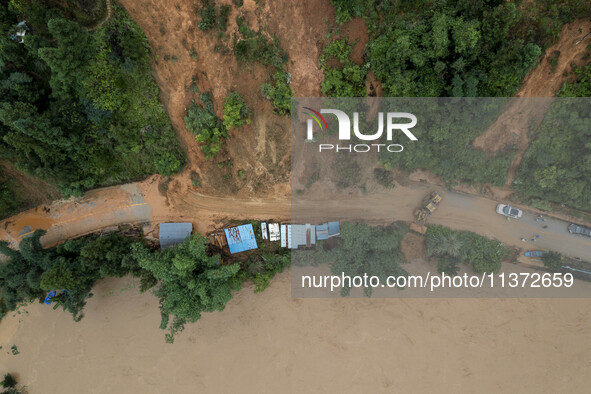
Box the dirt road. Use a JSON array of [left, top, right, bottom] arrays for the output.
[[1, 178, 589, 263]]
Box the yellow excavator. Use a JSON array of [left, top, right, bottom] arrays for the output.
[[414, 192, 442, 223]]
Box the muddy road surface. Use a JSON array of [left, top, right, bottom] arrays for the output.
[[1, 180, 589, 263]]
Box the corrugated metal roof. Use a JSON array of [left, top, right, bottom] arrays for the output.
[[269, 223, 280, 241], [159, 223, 192, 250], [224, 224, 258, 254], [281, 224, 316, 249], [315, 222, 340, 241], [261, 222, 268, 240], [316, 223, 329, 240], [328, 222, 340, 237]]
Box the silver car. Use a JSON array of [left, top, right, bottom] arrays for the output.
[[496, 204, 522, 219]]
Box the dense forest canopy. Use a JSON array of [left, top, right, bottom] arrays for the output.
[[327, 0, 591, 97], [0, 1, 184, 198], [325, 0, 591, 208], [515, 99, 591, 211]]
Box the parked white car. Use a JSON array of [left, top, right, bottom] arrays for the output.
[[496, 204, 522, 219]]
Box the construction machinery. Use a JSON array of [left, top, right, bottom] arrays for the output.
[[414, 192, 442, 223]]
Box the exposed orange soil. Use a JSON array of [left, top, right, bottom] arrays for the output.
[[517, 19, 591, 98], [473, 19, 591, 187], [116, 0, 343, 204]]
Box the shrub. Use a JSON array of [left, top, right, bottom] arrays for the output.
[[198, 1, 217, 31], [184, 99, 227, 160], [1, 373, 17, 388], [542, 251, 563, 272], [374, 168, 395, 188], [217, 4, 231, 31], [222, 92, 250, 130], [234, 34, 287, 68], [333, 155, 361, 189], [154, 152, 182, 176], [426, 225, 507, 274], [260, 71, 292, 115], [319, 39, 368, 97]]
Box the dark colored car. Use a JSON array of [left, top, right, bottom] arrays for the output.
[[568, 223, 591, 237]]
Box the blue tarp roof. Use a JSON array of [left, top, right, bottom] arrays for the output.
[[159, 223, 192, 250], [328, 221, 340, 236], [225, 224, 258, 254], [316, 222, 340, 241], [316, 223, 329, 240]]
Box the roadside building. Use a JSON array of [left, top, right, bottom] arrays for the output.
[[159, 223, 192, 250], [261, 222, 269, 240], [224, 224, 258, 254], [280, 224, 316, 249], [315, 222, 340, 240], [268, 223, 280, 241], [260, 222, 280, 242]]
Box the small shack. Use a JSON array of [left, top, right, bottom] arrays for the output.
[[159, 223, 192, 250], [281, 224, 316, 249], [224, 224, 258, 254], [268, 223, 280, 241], [261, 222, 269, 240], [316, 222, 340, 240]]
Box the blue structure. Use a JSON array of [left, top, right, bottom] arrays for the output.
[[44, 289, 66, 305], [225, 224, 258, 254], [159, 223, 193, 250], [315, 222, 340, 240], [44, 291, 55, 305], [315, 224, 329, 241]]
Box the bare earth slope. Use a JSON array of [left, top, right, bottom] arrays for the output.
[[473, 19, 591, 186], [516, 19, 591, 97]]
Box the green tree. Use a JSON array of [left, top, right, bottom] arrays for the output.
[[37, 18, 92, 98], [541, 251, 563, 272], [131, 234, 243, 342], [0, 230, 50, 315], [222, 92, 250, 130], [260, 71, 292, 115], [0, 4, 185, 197], [1, 373, 17, 389], [559, 62, 591, 97], [313, 222, 408, 297], [319, 39, 368, 97], [515, 100, 591, 210], [184, 98, 227, 159], [426, 225, 507, 274]]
